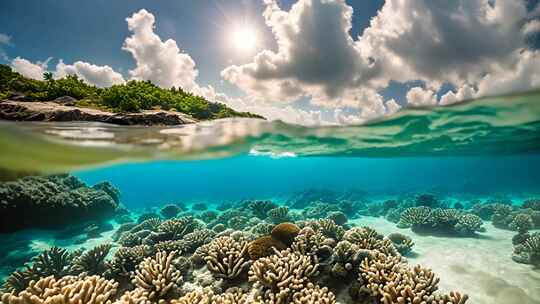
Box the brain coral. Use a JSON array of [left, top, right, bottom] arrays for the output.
[[271, 222, 300, 246], [248, 235, 287, 260]]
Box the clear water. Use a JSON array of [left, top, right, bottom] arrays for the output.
[[1, 91, 540, 304]]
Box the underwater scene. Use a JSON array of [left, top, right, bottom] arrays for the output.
[[1, 91, 540, 304], [2, 0, 540, 304]]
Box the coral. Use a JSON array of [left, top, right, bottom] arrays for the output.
[[454, 214, 484, 235], [250, 222, 274, 236], [0, 174, 119, 232], [313, 219, 345, 241], [249, 249, 319, 303], [205, 236, 251, 279], [248, 200, 278, 219], [105, 245, 151, 282], [171, 288, 248, 304], [523, 198, 540, 211], [472, 203, 512, 221], [291, 283, 336, 304], [131, 218, 162, 233], [267, 206, 291, 224], [330, 241, 359, 277], [181, 229, 217, 253], [143, 216, 204, 245], [387, 233, 414, 255], [132, 251, 183, 301], [228, 215, 250, 230], [385, 208, 402, 223], [513, 233, 540, 266], [1, 275, 118, 304], [271, 222, 300, 246], [160, 204, 183, 219], [72, 244, 112, 275], [112, 223, 136, 241], [327, 211, 348, 226], [291, 227, 326, 256], [430, 208, 461, 228], [343, 227, 398, 257], [137, 212, 161, 223], [397, 207, 432, 229], [508, 213, 534, 233], [118, 230, 152, 247], [248, 236, 287, 260]]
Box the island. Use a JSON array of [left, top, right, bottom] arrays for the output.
[[0, 64, 263, 125]]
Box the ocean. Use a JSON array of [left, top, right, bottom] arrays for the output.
[[1, 91, 539, 304]]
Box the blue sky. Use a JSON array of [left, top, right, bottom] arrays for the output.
[[1, 0, 539, 125]]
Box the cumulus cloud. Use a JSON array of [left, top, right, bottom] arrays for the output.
[[0, 33, 10, 45], [406, 87, 437, 107], [222, 0, 540, 123], [10, 57, 49, 80], [54, 60, 125, 87], [123, 9, 198, 90]]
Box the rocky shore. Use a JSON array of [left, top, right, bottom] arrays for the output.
[[0, 100, 197, 126]]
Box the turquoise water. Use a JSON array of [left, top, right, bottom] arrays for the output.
[[1, 91, 540, 304]]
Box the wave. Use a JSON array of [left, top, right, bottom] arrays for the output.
[[1, 90, 540, 173]]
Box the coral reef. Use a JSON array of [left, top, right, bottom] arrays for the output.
[[131, 250, 183, 302], [0, 174, 120, 232], [397, 207, 484, 235], [513, 232, 540, 267], [160, 204, 183, 219], [71, 244, 112, 275], [205, 236, 251, 279], [1, 275, 118, 304], [266, 206, 291, 224], [387, 233, 415, 255], [270, 222, 300, 246]]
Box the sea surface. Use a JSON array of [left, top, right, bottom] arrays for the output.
[[1, 90, 540, 304]]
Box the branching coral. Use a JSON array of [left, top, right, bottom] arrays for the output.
[[132, 250, 183, 302], [508, 213, 534, 233], [267, 206, 291, 224], [248, 200, 278, 219], [291, 283, 336, 304], [291, 227, 327, 256], [171, 288, 248, 304], [105, 245, 151, 282], [205, 236, 251, 279], [249, 248, 319, 304], [387, 233, 415, 255], [72, 244, 112, 275], [343, 227, 398, 257], [1, 275, 118, 304], [513, 232, 540, 266], [454, 214, 484, 235], [523, 199, 540, 211]]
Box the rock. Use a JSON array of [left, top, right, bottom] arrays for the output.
[[53, 96, 77, 106], [7, 92, 34, 102], [0, 174, 120, 232], [0, 100, 197, 125]]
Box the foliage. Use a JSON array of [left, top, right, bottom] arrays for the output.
[[0, 64, 263, 120]]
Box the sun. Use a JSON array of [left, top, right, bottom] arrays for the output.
[[231, 27, 258, 52]]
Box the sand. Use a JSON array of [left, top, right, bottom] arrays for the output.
[[353, 217, 540, 304]]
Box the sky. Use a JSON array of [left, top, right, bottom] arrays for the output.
[[0, 0, 539, 125]]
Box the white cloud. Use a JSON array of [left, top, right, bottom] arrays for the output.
[[440, 84, 475, 106], [523, 19, 540, 36], [123, 9, 198, 90], [406, 87, 437, 107], [54, 60, 125, 87], [10, 57, 49, 80]]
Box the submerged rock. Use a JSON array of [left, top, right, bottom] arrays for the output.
[[0, 174, 120, 232]]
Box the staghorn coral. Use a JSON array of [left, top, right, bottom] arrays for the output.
[[1, 275, 118, 304], [291, 283, 336, 304], [132, 250, 183, 301], [250, 222, 274, 236], [343, 226, 398, 257], [248, 236, 287, 260], [387, 233, 415, 255], [0, 174, 119, 232], [271, 222, 300, 246], [330, 241, 359, 277], [249, 248, 319, 304], [171, 288, 248, 304], [72, 244, 112, 275], [430, 208, 461, 228], [227, 215, 250, 230], [118, 230, 152, 247], [143, 216, 204, 245], [131, 218, 162, 234], [180, 229, 217, 253], [205, 236, 251, 279], [198, 210, 218, 223], [267, 206, 291, 224]]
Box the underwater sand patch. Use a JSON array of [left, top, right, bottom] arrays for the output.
[[354, 217, 540, 304]]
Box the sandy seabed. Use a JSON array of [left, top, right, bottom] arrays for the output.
[[353, 217, 540, 304]]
